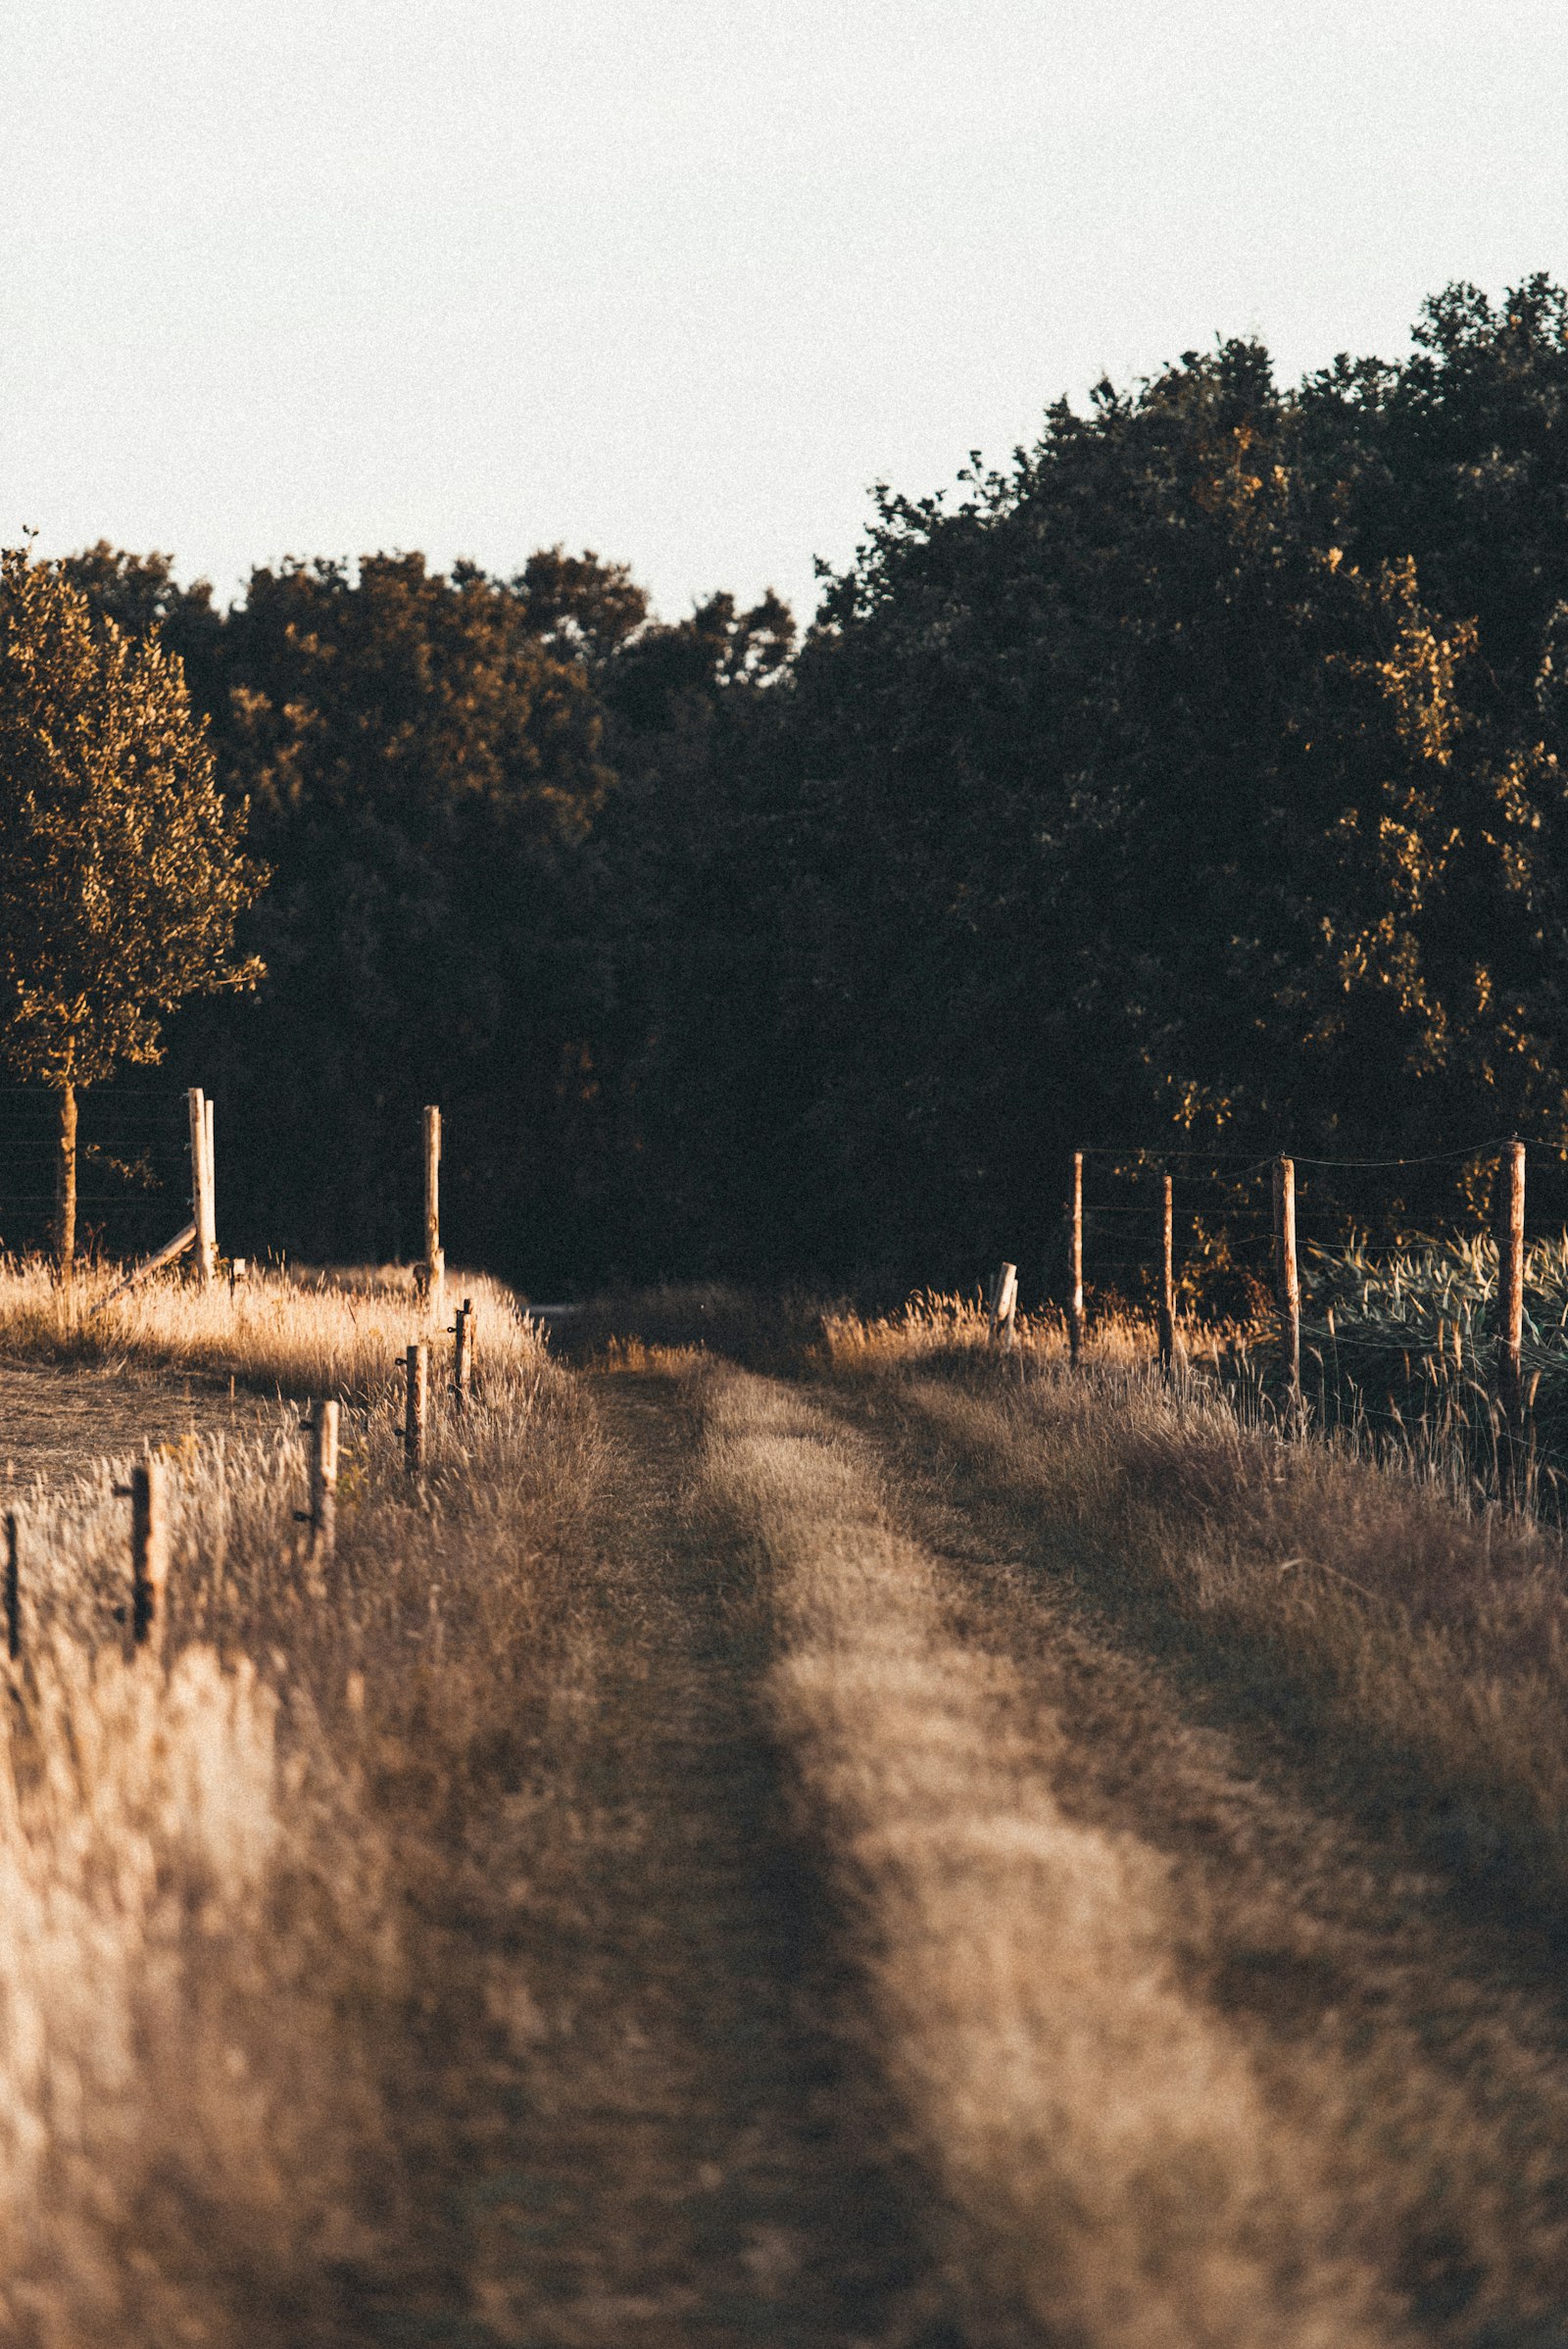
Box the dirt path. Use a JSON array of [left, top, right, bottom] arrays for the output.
[[460, 1369, 956, 2349], [823, 1376, 1568, 2344], [0, 1357, 277, 1488]]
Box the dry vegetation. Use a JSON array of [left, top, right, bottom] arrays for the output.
[[704, 1371, 1398, 2339], [0, 1254, 538, 1398], [699, 1367, 1413, 2347], [0, 1271, 599, 2345], [699, 1352, 1568, 2346], [829, 1312, 1568, 1916], [13, 1264, 1568, 2344]]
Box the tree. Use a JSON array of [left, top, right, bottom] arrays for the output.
[[0, 547, 266, 1286], [180, 551, 615, 1273]]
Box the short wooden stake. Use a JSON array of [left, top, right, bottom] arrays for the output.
[[404, 1342, 428, 1475], [1157, 1172, 1175, 1377], [297, 1400, 339, 1567], [422, 1106, 445, 1321], [4, 1510, 18, 1663], [129, 1458, 168, 1650], [452, 1297, 473, 1405], [988, 1262, 1018, 1348], [1273, 1156, 1301, 1427], [1497, 1140, 1526, 1502], [1068, 1151, 1084, 1367]]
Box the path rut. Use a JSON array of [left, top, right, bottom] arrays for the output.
[[461, 1369, 956, 2348]]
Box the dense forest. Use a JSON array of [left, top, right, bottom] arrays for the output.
[[13, 276, 1568, 1296]]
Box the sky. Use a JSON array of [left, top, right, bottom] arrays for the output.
[[3, 0, 1566, 628]]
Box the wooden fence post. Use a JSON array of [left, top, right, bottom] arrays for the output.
[[1158, 1172, 1176, 1377], [452, 1297, 473, 1405], [129, 1458, 168, 1650], [1497, 1140, 1526, 1502], [988, 1263, 1017, 1348], [1273, 1156, 1301, 1427], [1068, 1152, 1084, 1367], [422, 1106, 444, 1321], [187, 1089, 217, 1288], [4, 1510, 17, 1663], [297, 1400, 339, 1568], [404, 1342, 428, 1476], [205, 1094, 216, 1266]]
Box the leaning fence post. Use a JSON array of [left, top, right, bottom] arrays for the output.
[[297, 1400, 339, 1569], [1158, 1172, 1176, 1377], [422, 1106, 445, 1323], [988, 1263, 1017, 1348], [1497, 1139, 1526, 1503], [452, 1297, 473, 1405], [4, 1510, 18, 1663], [1068, 1152, 1084, 1367], [404, 1342, 428, 1476], [1273, 1156, 1301, 1428]]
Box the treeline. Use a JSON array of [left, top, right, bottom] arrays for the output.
[[36, 276, 1568, 1291]]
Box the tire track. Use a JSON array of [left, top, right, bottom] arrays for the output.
[[464, 1368, 957, 2348]]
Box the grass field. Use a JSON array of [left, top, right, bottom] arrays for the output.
[[8, 1262, 1568, 2345]]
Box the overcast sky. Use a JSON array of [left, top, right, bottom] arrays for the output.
[[3, 0, 1565, 626]]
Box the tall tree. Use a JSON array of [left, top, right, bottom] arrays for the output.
[[0, 548, 265, 1285]]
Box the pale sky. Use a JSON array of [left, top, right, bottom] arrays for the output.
[[3, 1, 1565, 628]]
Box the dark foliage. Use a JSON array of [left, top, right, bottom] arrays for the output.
[[14, 278, 1568, 1297]]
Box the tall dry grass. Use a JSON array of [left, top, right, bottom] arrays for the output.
[[699, 1366, 1415, 2349], [0, 1289, 599, 2344], [0, 1255, 537, 1398], [824, 1287, 1152, 1368]]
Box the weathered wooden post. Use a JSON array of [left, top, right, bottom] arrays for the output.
[[187, 1088, 218, 1288], [1158, 1172, 1176, 1377], [4, 1510, 18, 1663], [404, 1342, 428, 1476], [988, 1263, 1018, 1348], [205, 1092, 216, 1255], [422, 1106, 444, 1321], [1068, 1151, 1084, 1367], [298, 1400, 339, 1568], [1497, 1140, 1526, 1503], [1273, 1156, 1301, 1427], [127, 1458, 168, 1650], [452, 1297, 473, 1405]]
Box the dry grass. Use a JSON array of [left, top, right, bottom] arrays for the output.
[[699, 1366, 1421, 2349], [0, 1299, 600, 2344], [0, 1255, 539, 1398], [841, 1338, 1568, 1917]]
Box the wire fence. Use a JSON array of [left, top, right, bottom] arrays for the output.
[[0, 1085, 194, 1264], [1063, 1137, 1568, 1518]]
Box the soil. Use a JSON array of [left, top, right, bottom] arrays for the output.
[[0, 1357, 279, 1493]]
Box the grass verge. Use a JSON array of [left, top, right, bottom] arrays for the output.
[[698, 1364, 1416, 2349], [852, 1344, 1568, 1921], [0, 1312, 599, 2344]]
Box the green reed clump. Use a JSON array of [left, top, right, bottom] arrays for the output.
[[1293, 1232, 1568, 1508]]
